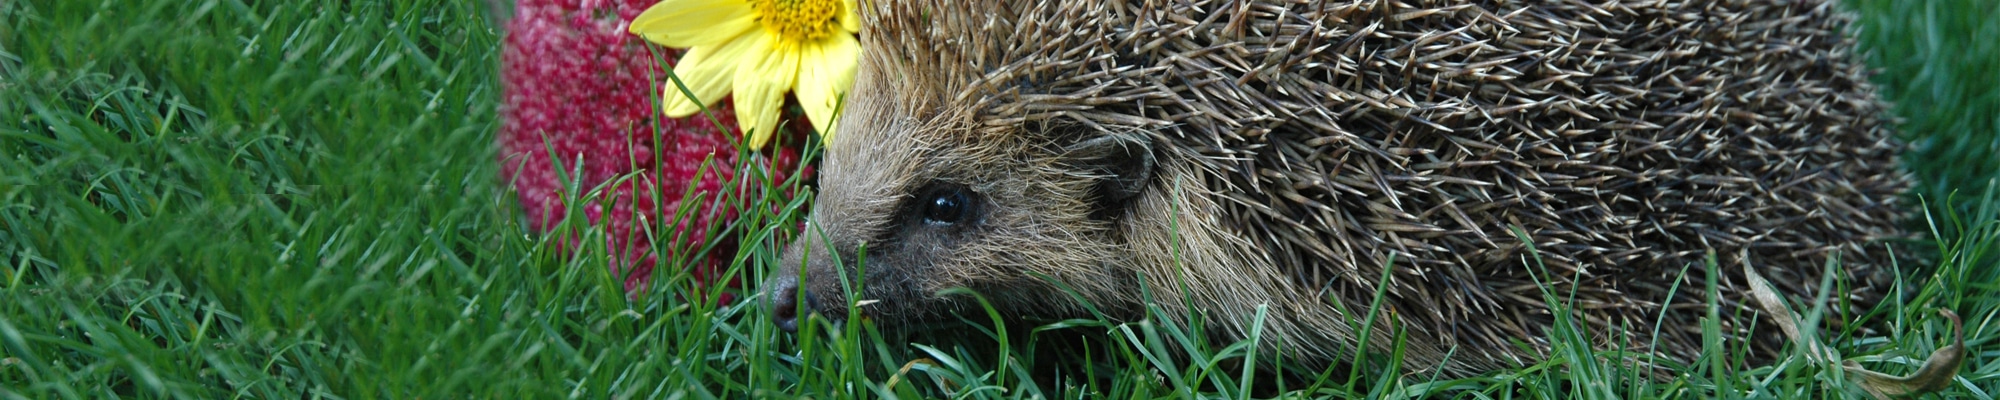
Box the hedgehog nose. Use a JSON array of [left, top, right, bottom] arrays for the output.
[[767, 277, 814, 333]]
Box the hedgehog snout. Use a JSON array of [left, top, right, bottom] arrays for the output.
[[765, 276, 816, 333], [769, 224, 838, 333]]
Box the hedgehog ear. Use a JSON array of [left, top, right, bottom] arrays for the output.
[[1063, 132, 1155, 203]]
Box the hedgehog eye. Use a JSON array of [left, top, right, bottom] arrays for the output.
[[920, 186, 975, 225]]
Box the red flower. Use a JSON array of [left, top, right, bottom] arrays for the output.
[[498, 0, 808, 300]]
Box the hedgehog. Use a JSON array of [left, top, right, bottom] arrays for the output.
[[763, 0, 1911, 376]]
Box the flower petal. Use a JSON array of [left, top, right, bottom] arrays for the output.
[[660, 30, 767, 117], [629, 0, 759, 48], [839, 0, 861, 33], [732, 38, 799, 149], [797, 33, 860, 137]]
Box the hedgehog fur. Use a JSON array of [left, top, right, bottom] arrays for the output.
[[768, 0, 1910, 376]]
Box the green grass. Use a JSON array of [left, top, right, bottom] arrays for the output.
[[1, 0, 1994, 398]]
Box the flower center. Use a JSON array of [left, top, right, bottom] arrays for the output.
[[749, 0, 841, 42]]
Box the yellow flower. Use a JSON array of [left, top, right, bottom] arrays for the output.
[[630, 0, 861, 149]]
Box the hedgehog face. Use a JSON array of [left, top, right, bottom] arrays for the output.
[[764, 155, 1003, 330], [765, 123, 1161, 331], [765, 64, 1160, 331]]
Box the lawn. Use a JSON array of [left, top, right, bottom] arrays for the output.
[[1, 0, 1994, 398]]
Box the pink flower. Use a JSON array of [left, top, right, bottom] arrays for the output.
[[498, 0, 808, 300]]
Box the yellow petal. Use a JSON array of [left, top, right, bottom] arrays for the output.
[[629, 0, 759, 48], [839, 0, 861, 33], [732, 38, 799, 149], [659, 30, 766, 117], [797, 33, 860, 137]]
